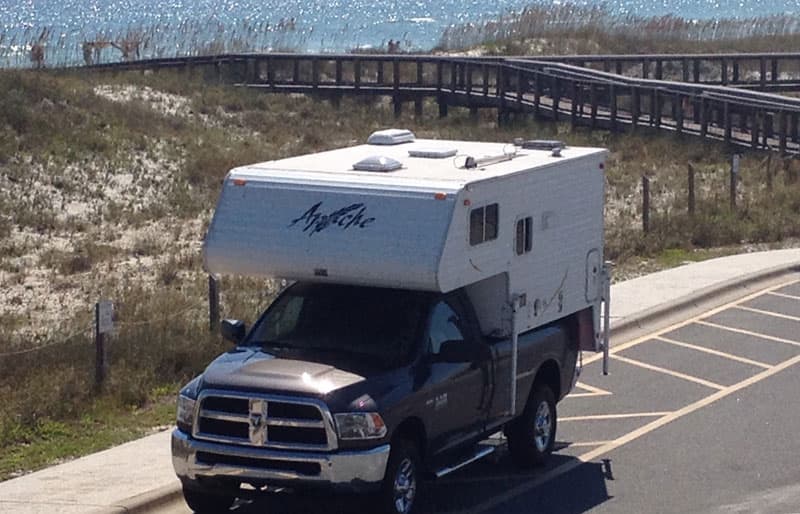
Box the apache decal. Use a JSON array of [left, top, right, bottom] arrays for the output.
[[289, 201, 376, 236]]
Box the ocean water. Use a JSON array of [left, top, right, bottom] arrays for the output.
[[1, 0, 799, 65]]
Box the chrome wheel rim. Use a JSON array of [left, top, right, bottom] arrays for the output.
[[393, 457, 416, 514], [534, 400, 552, 452]]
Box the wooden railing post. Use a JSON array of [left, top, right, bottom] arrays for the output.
[[723, 101, 732, 143], [609, 84, 618, 132], [779, 111, 788, 155]]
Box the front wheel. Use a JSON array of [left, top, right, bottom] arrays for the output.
[[506, 383, 557, 468], [378, 439, 421, 514], [181, 485, 236, 513]]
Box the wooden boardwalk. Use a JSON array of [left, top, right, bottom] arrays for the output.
[[87, 52, 800, 155]]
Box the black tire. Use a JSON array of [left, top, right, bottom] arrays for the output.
[[378, 439, 421, 514], [506, 383, 557, 468], [182, 485, 236, 513]]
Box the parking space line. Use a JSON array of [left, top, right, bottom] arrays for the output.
[[561, 412, 670, 422], [767, 291, 800, 301], [582, 278, 800, 367], [655, 335, 772, 369], [611, 354, 726, 390], [466, 351, 800, 514], [567, 381, 613, 398], [696, 320, 800, 348], [734, 305, 800, 322], [565, 440, 613, 447]]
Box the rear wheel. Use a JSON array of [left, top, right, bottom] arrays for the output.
[[507, 383, 557, 468], [378, 439, 421, 514], [182, 484, 236, 513]]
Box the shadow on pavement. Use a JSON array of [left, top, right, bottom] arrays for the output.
[[232, 451, 611, 514]]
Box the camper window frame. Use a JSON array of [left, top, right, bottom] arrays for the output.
[[515, 216, 533, 255], [469, 203, 499, 246]]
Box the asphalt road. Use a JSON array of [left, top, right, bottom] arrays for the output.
[[155, 279, 800, 514]]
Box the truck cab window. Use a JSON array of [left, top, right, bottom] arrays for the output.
[[427, 301, 465, 354]]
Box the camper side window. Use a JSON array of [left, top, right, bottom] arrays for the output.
[[469, 203, 499, 246], [515, 217, 533, 255]]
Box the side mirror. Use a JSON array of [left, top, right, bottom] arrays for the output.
[[221, 319, 246, 344], [436, 340, 477, 363]]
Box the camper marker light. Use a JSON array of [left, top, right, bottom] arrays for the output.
[[334, 412, 387, 440], [232, 178, 247, 186], [434, 192, 447, 200]]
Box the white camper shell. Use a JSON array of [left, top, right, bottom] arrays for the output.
[[204, 133, 608, 344]]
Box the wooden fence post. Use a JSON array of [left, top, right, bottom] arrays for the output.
[[687, 163, 695, 218], [642, 175, 651, 233], [95, 300, 113, 390], [209, 275, 220, 332], [766, 154, 773, 192], [730, 154, 740, 210]]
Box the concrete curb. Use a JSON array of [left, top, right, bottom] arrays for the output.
[[100, 260, 800, 514], [609, 261, 800, 344], [94, 483, 182, 514]]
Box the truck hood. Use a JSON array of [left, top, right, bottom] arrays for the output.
[[200, 347, 373, 396]]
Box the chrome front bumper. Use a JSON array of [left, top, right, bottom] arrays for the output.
[[172, 429, 390, 492]]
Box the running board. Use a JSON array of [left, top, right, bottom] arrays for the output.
[[434, 445, 496, 478]]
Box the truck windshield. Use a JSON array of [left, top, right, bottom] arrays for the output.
[[246, 283, 431, 368]]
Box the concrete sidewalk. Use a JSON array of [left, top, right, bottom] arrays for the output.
[[2, 248, 800, 514]]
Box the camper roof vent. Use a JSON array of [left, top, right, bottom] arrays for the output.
[[367, 128, 416, 145], [513, 139, 566, 151], [353, 155, 403, 172], [408, 147, 458, 159]]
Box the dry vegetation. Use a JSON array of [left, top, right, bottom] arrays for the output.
[[1, 64, 800, 478], [438, 3, 800, 55]]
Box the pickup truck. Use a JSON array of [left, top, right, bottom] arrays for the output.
[[172, 281, 581, 514]]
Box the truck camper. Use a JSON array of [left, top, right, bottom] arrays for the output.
[[172, 129, 611, 514]]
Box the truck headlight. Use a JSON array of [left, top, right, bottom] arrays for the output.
[[334, 412, 387, 440], [176, 394, 197, 433]]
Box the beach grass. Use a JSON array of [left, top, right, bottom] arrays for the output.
[[437, 3, 800, 55]]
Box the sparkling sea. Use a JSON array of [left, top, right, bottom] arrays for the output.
[[1, 0, 799, 65]]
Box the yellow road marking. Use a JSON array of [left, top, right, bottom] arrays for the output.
[[560, 412, 671, 422], [734, 304, 800, 323], [581, 278, 800, 367], [767, 291, 800, 301], [696, 320, 800, 348], [466, 351, 800, 514], [611, 354, 726, 390], [655, 335, 772, 369]]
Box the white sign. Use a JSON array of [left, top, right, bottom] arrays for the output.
[[98, 300, 114, 334], [732, 154, 741, 175]]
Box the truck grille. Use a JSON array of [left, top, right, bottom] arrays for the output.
[[193, 391, 334, 451]]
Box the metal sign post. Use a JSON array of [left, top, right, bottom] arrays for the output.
[[95, 300, 113, 389]]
